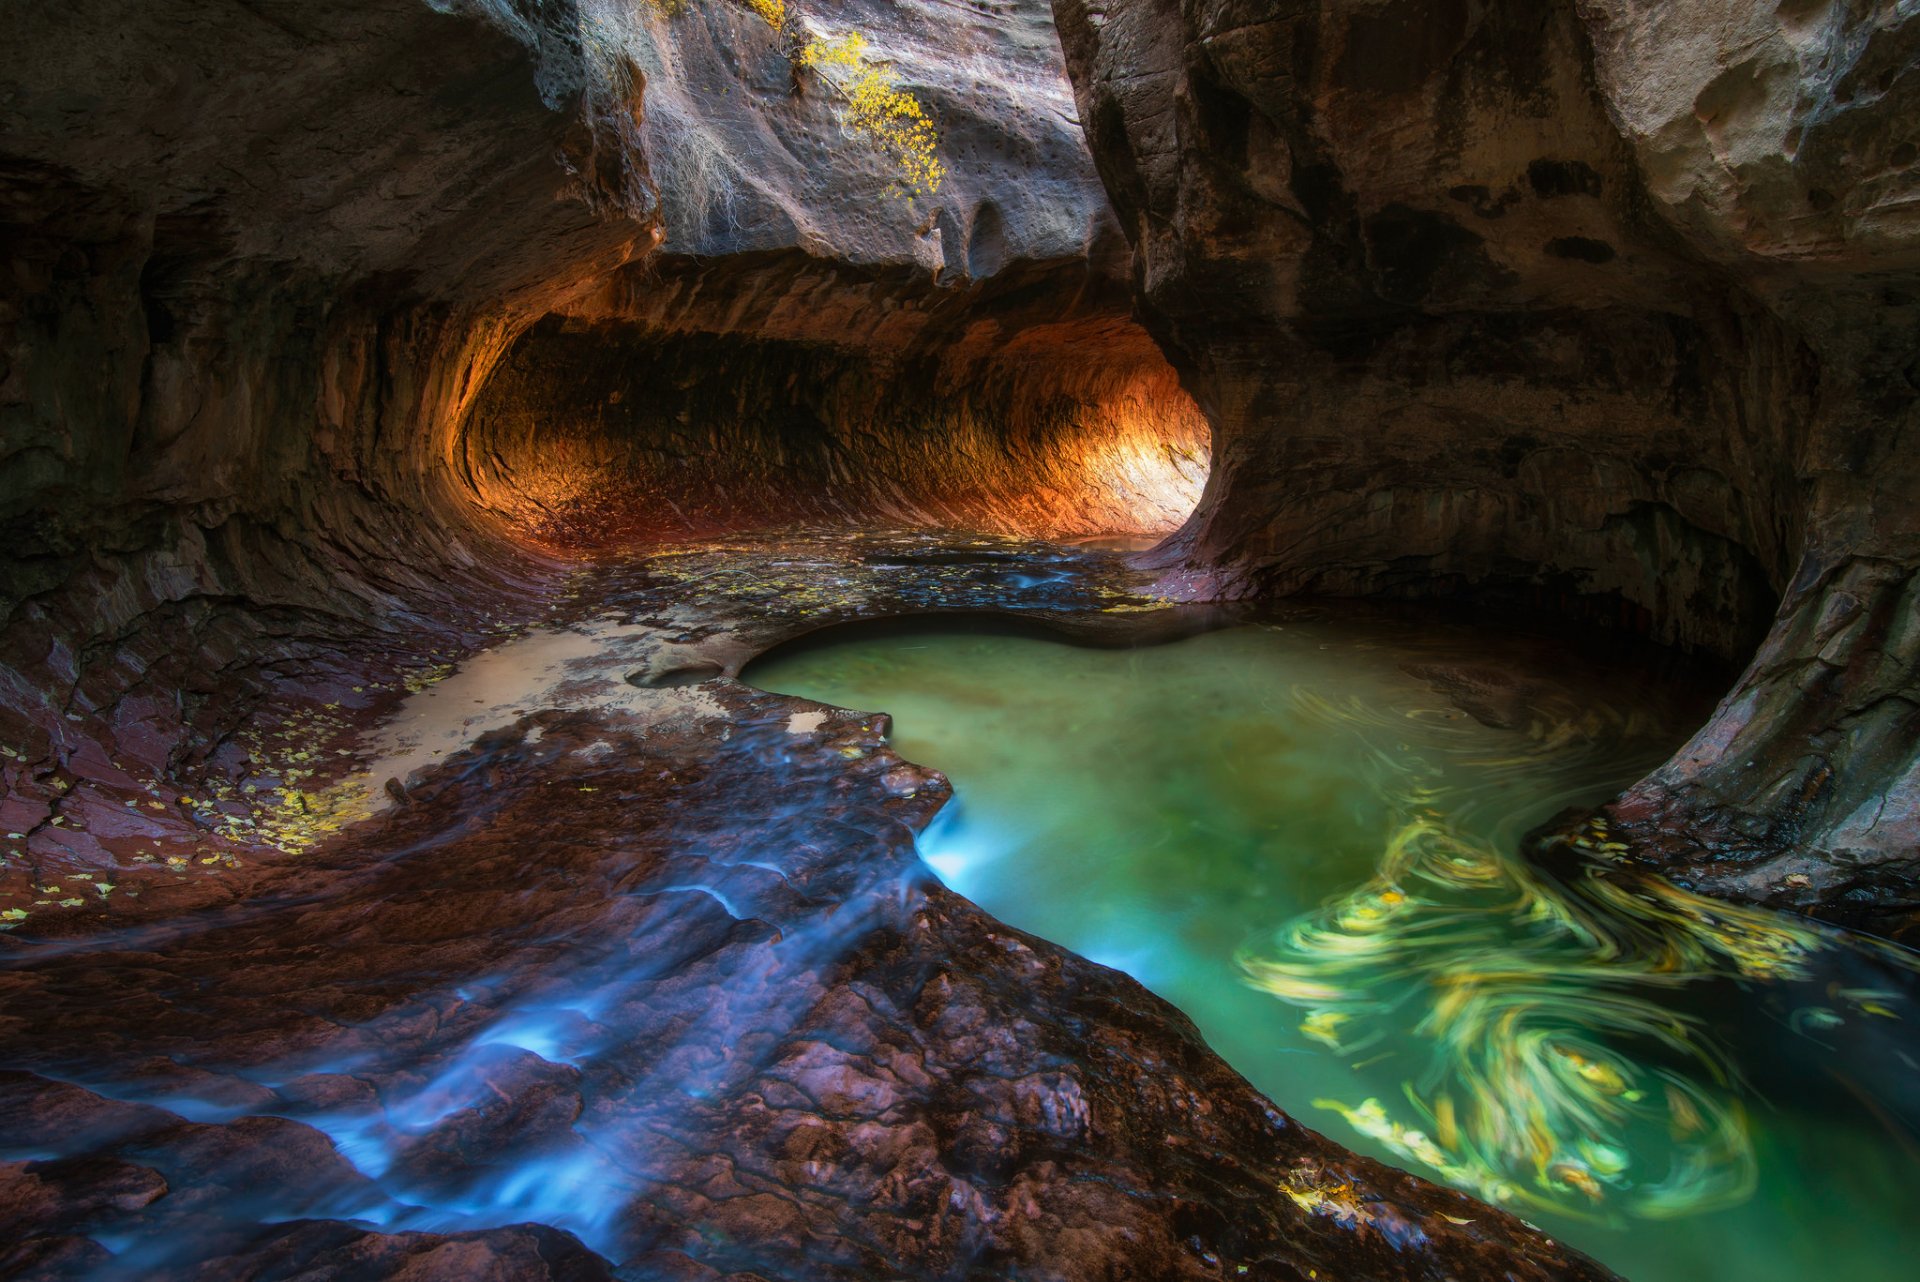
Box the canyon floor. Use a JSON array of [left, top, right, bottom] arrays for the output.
[[1, 531, 1632, 1282]]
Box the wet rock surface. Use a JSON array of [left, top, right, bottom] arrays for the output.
[[1, 536, 1615, 1281], [0, 0, 1203, 945], [1, 0, 653, 930], [0, 531, 1159, 935]]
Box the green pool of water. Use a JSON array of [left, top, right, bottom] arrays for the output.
[[746, 615, 1920, 1282]]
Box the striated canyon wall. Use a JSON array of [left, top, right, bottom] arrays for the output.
[[1053, 0, 1920, 932], [4, 0, 1916, 1276], [452, 0, 1208, 546], [1, 0, 657, 815], [0, 6, 1632, 1279], [0, 0, 1202, 840], [458, 258, 1206, 544]]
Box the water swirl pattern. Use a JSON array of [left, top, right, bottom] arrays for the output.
[[746, 613, 1920, 1282]]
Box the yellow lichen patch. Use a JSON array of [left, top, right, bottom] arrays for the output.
[[631, 4, 941, 201]]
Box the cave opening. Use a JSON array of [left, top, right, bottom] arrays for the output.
[[450, 283, 1212, 551]]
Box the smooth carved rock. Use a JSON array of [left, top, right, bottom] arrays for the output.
[[0, 0, 1197, 821], [1051, 0, 1920, 930], [1, 0, 1913, 1275], [1581, 0, 1920, 269]]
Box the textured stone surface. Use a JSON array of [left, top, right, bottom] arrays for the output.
[[629, 0, 1112, 273], [0, 4, 1584, 1263], [1583, 0, 1920, 268], [0, 0, 1201, 909], [454, 0, 1209, 545], [1051, 0, 1920, 929], [460, 263, 1207, 544], [0, 0, 1913, 1274], [0, 536, 1614, 1281], [0, 0, 660, 913], [1578, 0, 1920, 934]]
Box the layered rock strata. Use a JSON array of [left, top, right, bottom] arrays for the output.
[[1052, 0, 1920, 931], [0, 0, 1202, 910], [460, 256, 1206, 545], [1, 1, 1612, 1278]]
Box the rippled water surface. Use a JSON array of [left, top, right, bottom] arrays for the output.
[[746, 615, 1920, 1282]]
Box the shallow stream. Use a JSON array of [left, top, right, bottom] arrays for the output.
[[747, 614, 1920, 1282]]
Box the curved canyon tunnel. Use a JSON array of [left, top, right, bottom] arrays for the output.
[[1, 2, 1918, 1280]]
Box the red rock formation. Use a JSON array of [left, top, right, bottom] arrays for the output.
[[1, 2, 1616, 1279], [0, 614, 1620, 1279], [0, 0, 1202, 897], [6, 0, 1913, 1275]]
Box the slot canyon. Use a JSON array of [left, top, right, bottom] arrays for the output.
[[1, 2, 1916, 1280]]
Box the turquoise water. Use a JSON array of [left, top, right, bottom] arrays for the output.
[[746, 616, 1920, 1282]]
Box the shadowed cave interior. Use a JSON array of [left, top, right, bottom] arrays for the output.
[[2, 2, 1919, 1281]]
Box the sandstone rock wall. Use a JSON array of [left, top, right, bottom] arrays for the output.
[[0, 7, 1629, 1277], [446, 0, 1206, 546], [0, 0, 657, 851], [1052, 0, 1919, 927], [0, 0, 1200, 838], [1584, 0, 1920, 928]]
